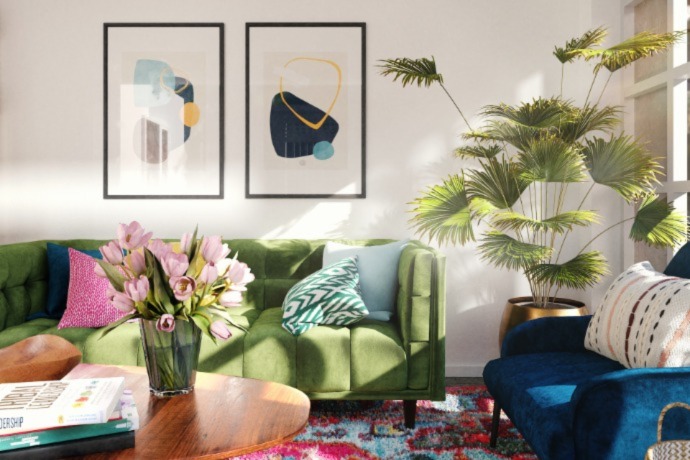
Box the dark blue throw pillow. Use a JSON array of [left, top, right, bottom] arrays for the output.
[[664, 242, 690, 278], [28, 243, 103, 320]]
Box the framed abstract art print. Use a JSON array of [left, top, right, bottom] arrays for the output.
[[104, 23, 224, 199], [246, 23, 366, 198]]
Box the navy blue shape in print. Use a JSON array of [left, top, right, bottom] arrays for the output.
[[269, 92, 339, 158]]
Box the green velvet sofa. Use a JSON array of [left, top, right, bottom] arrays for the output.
[[0, 239, 445, 427]]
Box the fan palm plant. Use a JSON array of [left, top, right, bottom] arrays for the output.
[[380, 28, 687, 307]]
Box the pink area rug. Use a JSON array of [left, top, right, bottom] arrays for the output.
[[238, 385, 536, 459]]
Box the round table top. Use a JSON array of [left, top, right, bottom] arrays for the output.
[[63, 363, 310, 459]]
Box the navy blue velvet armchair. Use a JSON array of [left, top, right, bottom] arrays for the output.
[[483, 315, 690, 459]]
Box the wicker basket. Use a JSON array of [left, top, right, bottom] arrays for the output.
[[645, 402, 690, 459]]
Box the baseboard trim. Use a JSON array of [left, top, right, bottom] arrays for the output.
[[445, 364, 484, 378]]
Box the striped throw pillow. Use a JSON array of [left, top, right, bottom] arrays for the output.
[[281, 257, 369, 336], [585, 261, 690, 368]]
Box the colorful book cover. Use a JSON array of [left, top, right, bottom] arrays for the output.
[[0, 391, 138, 452], [0, 378, 125, 434]]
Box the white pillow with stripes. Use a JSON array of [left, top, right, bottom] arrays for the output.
[[585, 261, 690, 368]]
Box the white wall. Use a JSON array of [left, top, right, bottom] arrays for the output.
[[0, 0, 624, 376]]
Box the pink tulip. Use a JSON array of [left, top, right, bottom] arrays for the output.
[[180, 232, 193, 253], [126, 250, 147, 276], [170, 276, 196, 301], [124, 275, 149, 302], [107, 285, 134, 312], [199, 262, 219, 284], [99, 240, 123, 265], [226, 261, 255, 289], [219, 290, 243, 307], [210, 320, 232, 341], [161, 252, 189, 278], [117, 221, 153, 251], [94, 263, 107, 278], [156, 314, 175, 332], [147, 239, 172, 260], [200, 236, 230, 263]]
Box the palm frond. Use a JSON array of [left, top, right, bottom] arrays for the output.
[[454, 144, 503, 159], [409, 175, 475, 246], [558, 105, 620, 142], [482, 120, 545, 152], [526, 251, 608, 290], [630, 194, 687, 248], [462, 130, 495, 143], [578, 31, 684, 72], [378, 57, 443, 88], [478, 232, 552, 271], [583, 135, 661, 202], [492, 210, 598, 234], [553, 27, 608, 63], [465, 157, 529, 210], [518, 138, 587, 183], [482, 98, 568, 129]]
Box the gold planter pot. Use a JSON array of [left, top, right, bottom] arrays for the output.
[[498, 296, 589, 347]]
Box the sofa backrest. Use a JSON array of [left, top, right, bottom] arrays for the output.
[[0, 239, 397, 331]]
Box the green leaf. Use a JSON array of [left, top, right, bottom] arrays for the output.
[[558, 105, 620, 142], [186, 225, 199, 260], [409, 175, 475, 246], [526, 251, 608, 290], [478, 231, 552, 271], [208, 306, 249, 332], [95, 259, 126, 292], [378, 57, 443, 88], [190, 314, 214, 342], [583, 135, 661, 202], [577, 31, 684, 72], [466, 157, 529, 209], [630, 195, 687, 248], [98, 312, 139, 339], [482, 98, 568, 129], [518, 137, 587, 183], [492, 210, 598, 234], [481, 120, 544, 152], [145, 248, 176, 315], [453, 144, 503, 159], [553, 27, 608, 63]]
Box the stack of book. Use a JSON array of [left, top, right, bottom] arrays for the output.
[[0, 377, 139, 458]]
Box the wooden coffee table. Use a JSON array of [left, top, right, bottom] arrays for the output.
[[62, 363, 310, 459]]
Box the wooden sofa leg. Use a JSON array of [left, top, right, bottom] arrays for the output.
[[490, 403, 501, 447], [403, 400, 417, 429]]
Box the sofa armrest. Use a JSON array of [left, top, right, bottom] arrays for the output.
[[570, 367, 690, 458], [501, 315, 592, 357], [396, 241, 446, 399]]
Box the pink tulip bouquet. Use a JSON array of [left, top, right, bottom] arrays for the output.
[[96, 221, 254, 342]]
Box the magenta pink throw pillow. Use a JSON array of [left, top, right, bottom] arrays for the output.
[[57, 248, 127, 329]]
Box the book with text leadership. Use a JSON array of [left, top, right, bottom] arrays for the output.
[[0, 378, 125, 433]]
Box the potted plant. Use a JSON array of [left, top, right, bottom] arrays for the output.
[[380, 28, 687, 344]]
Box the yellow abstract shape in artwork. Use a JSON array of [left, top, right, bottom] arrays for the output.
[[279, 57, 342, 130], [181, 102, 201, 127]]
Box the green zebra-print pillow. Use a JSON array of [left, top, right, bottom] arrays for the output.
[[281, 256, 369, 336]]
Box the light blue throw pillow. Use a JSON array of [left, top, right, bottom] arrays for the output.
[[323, 240, 408, 321]]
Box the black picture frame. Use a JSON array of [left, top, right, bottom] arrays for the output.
[[245, 22, 366, 199], [103, 23, 224, 199]]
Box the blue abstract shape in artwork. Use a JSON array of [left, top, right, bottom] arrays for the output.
[[133, 59, 175, 107], [313, 141, 334, 160], [269, 92, 339, 159]]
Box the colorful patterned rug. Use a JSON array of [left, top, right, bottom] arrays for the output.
[[238, 385, 537, 460]]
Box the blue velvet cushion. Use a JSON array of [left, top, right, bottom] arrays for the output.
[[323, 240, 408, 321], [663, 241, 690, 277], [31, 243, 102, 319]]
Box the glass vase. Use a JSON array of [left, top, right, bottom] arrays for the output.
[[139, 318, 201, 397]]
